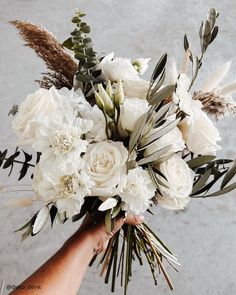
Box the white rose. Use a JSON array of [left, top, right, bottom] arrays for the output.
[[99, 52, 140, 81], [12, 87, 61, 145], [179, 106, 221, 155], [156, 154, 194, 210], [120, 167, 156, 215], [120, 98, 149, 132], [83, 141, 128, 197], [123, 80, 150, 99]]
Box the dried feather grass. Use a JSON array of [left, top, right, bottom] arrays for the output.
[[10, 20, 77, 89], [193, 90, 236, 119]]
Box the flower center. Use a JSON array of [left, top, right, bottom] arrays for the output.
[[56, 175, 77, 196], [124, 183, 137, 195], [93, 152, 114, 172], [50, 129, 76, 154]]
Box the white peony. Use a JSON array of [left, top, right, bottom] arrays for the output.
[[120, 98, 149, 132], [99, 52, 141, 81], [83, 141, 128, 197], [33, 163, 94, 218], [120, 167, 156, 215], [123, 80, 150, 99], [132, 58, 151, 74], [179, 105, 221, 155], [12, 87, 61, 145], [144, 126, 185, 157], [156, 154, 194, 210]]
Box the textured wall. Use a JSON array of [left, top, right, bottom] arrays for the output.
[[0, 1, 236, 294]]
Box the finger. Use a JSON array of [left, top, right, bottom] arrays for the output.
[[124, 215, 145, 225]]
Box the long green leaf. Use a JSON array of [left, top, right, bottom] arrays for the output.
[[198, 182, 236, 198], [192, 168, 212, 194], [137, 145, 172, 165], [128, 113, 148, 153], [187, 155, 216, 169], [149, 85, 175, 106], [221, 160, 236, 189]]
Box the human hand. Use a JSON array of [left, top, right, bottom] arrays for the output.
[[73, 213, 145, 254]]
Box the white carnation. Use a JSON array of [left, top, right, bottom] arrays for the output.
[[120, 167, 156, 215], [99, 53, 141, 81], [156, 154, 194, 210], [33, 163, 94, 218], [120, 98, 149, 132], [83, 141, 128, 197]]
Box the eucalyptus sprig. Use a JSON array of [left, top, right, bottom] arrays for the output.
[[62, 10, 102, 97], [185, 8, 219, 91]]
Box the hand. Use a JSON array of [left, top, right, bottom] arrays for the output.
[[70, 213, 145, 254]]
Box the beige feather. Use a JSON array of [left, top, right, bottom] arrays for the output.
[[10, 20, 77, 89], [201, 61, 231, 92]]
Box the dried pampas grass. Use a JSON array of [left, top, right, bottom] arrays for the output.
[[10, 20, 77, 89], [193, 90, 236, 119]]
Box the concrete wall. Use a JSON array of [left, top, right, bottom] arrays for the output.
[[0, 1, 236, 294]]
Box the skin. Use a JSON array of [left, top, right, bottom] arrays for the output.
[[10, 214, 144, 295]]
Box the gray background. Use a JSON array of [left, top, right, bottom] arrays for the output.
[[0, 0, 236, 294]]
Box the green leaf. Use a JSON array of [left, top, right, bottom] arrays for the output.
[[210, 26, 218, 43], [184, 34, 189, 51], [137, 145, 172, 165], [221, 160, 236, 189], [62, 37, 73, 50], [192, 168, 212, 194], [76, 74, 96, 82], [201, 182, 236, 197], [149, 85, 175, 106], [21, 226, 33, 242], [14, 215, 36, 232], [81, 25, 90, 33], [129, 113, 148, 153], [187, 155, 216, 169], [150, 53, 167, 83]]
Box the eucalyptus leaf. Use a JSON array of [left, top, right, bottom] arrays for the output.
[[187, 155, 216, 169], [221, 160, 236, 189]]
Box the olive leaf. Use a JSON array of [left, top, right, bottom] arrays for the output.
[[187, 155, 216, 169], [221, 160, 236, 189]]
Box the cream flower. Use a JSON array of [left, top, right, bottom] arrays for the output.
[[123, 80, 150, 99], [99, 53, 141, 81], [179, 105, 221, 155], [32, 113, 93, 171], [120, 167, 156, 215], [83, 141, 128, 197], [156, 154, 194, 210], [12, 87, 61, 145], [120, 98, 149, 132], [33, 163, 93, 218]]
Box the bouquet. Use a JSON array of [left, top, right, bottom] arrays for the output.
[[1, 7, 236, 294]]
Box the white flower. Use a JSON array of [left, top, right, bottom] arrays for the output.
[[120, 98, 149, 132], [82, 105, 107, 142], [156, 154, 194, 210], [83, 141, 128, 197], [173, 74, 194, 116], [99, 52, 141, 81], [12, 87, 61, 145], [120, 167, 156, 215], [132, 58, 151, 74], [179, 105, 221, 155], [123, 80, 150, 99], [32, 113, 93, 171], [33, 163, 94, 218], [144, 127, 185, 157]]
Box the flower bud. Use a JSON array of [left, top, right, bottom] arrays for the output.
[[94, 91, 105, 110], [114, 78, 125, 107], [98, 84, 115, 118], [106, 80, 113, 97]]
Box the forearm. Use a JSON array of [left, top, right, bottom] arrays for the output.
[[10, 232, 97, 295]]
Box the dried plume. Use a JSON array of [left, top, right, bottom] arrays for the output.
[[193, 90, 236, 119], [10, 20, 77, 89]]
